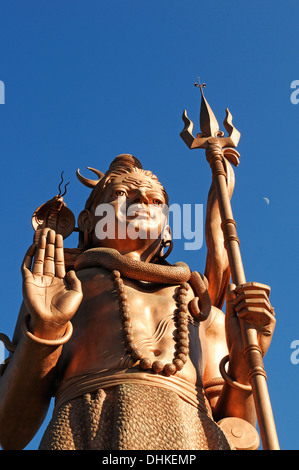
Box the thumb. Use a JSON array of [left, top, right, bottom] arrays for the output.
[[225, 283, 241, 352], [226, 283, 237, 302], [225, 283, 237, 317], [66, 270, 82, 294]]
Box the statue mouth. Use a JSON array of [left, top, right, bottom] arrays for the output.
[[133, 209, 149, 219], [127, 205, 150, 220]]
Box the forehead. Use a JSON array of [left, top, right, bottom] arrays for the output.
[[109, 173, 163, 193]]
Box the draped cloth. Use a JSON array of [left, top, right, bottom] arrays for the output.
[[54, 369, 212, 414], [39, 381, 232, 450]]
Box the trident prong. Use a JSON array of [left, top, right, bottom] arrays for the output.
[[180, 83, 241, 165]]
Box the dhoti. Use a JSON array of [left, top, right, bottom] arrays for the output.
[[39, 372, 231, 450]]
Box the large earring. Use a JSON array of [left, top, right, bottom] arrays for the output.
[[158, 239, 173, 261]]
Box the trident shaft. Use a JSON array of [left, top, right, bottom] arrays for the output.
[[180, 83, 279, 450]]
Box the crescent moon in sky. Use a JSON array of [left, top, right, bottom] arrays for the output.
[[263, 197, 270, 205]]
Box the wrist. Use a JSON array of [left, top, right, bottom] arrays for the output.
[[220, 355, 252, 392], [227, 343, 252, 385], [29, 316, 69, 341], [228, 362, 250, 386], [24, 315, 73, 346]]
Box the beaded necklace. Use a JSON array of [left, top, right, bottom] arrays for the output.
[[111, 269, 190, 377]]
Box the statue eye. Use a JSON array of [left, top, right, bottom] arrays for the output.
[[115, 190, 126, 197], [152, 198, 162, 205]]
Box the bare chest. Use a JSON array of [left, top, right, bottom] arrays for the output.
[[79, 267, 192, 334], [60, 268, 204, 381]]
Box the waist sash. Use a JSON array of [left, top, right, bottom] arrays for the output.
[[55, 368, 212, 418]]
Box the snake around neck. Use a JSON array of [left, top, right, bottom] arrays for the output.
[[74, 247, 211, 323]]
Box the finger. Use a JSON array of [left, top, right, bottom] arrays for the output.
[[43, 230, 56, 277], [238, 306, 276, 327], [235, 282, 271, 298], [234, 289, 270, 302], [21, 244, 36, 279], [234, 294, 272, 313], [54, 233, 66, 279], [32, 233, 47, 275], [66, 270, 82, 294], [225, 283, 237, 318]]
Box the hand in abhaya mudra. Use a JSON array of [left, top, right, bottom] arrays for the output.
[[21, 229, 83, 339]]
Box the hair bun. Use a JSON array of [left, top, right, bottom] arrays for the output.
[[107, 154, 143, 173]]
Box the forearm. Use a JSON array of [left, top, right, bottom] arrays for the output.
[[0, 322, 66, 450], [212, 350, 256, 425], [213, 381, 256, 425]]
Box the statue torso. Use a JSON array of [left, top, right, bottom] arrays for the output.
[[57, 267, 208, 388]]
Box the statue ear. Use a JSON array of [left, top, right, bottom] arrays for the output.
[[163, 224, 172, 242], [77, 209, 93, 233], [77, 209, 94, 249]]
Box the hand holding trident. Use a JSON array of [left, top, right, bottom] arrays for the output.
[[180, 81, 279, 450]]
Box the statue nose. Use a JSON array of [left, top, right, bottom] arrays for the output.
[[132, 190, 149, 205]]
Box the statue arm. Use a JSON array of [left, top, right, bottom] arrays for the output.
[[203, 307, 257, 426], [204, 158, 234, 310], [0, 229, 82, 450], [0, 302, 64, 450], [204, 280, 275, 426]]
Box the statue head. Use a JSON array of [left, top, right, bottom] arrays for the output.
[[77, 154, 171, 262]]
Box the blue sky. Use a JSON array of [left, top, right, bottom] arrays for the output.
[[0, 0, 298, 450]]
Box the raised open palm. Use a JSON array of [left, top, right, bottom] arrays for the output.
[[22, 229, 82, 331]]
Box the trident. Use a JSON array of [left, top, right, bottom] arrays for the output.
[[180, 81, 279, 450]]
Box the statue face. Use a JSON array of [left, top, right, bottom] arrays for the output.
[[89, 171, 170, 259]]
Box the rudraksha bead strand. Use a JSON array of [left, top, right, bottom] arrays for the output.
[[111, 270, 190, 376]]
